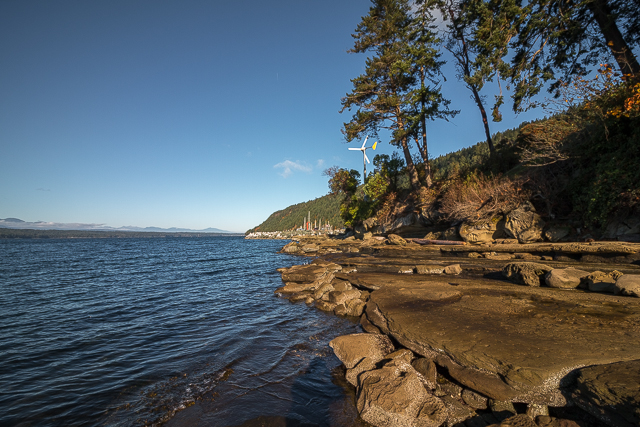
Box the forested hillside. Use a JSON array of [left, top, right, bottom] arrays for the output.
[[246, 194, 344, 234]]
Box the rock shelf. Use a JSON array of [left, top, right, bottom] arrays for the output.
[[276, 235, 640, 427]]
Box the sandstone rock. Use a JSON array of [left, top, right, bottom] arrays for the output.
[[331, 279, 353, 292], [315, 300, 336, 312], [505, 202, 545, 243], [301, 244, 319, 253], [459, 216, 507, 245], [387, 234, 408, 246], [346, 356, 377, 387], [416, 265, 445, 275], [443, 227, 462, 241], [329, 333, 395, 369], [489, 400, 517, 422], [424, 231, 444, 240], [361, 313, 382, 334], [462, 389, 488, 410], [363, 232, 374, 240], [437, 376, 462, 398], [495, 414, 537, 427], [412, 358, 438, 390], [582, 270, 623, 293], [544, 268, 590, 289], [313, 282, 334, 300], [440, 395, 477, 426], [502, 262, 553, 287], [329, 289, 361, 305], [544, 225, 572, 242], [346, 298, 366, 317], [275, 282, 316, 294], [615, 274, 640, 297], [363, 217, 379, 231], [357, 360, 448, 427], [380, 213, 429, 237], [570, 359, 640, 427], [334, 304, 348, 315], [281, 242, 301, 253], [384, 348, 415, 365], [289, 291, 313, 302], [444, 264, 463, 275], [525, 403, 548, 419], [535, 416, 580, 427]]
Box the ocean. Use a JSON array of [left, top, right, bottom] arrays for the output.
[[0, 236, 365, 426]]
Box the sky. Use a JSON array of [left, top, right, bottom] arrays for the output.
[[0, 0, 544, 233]]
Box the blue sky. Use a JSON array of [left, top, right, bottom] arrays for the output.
[[0, 0, 543, 233]]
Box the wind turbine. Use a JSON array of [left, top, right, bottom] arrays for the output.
[[348, 136, 378, 180]]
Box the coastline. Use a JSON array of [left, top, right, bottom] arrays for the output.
[[275, 234, 640, 427]]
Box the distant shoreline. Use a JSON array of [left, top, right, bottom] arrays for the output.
[[0, 228, 244, 239]]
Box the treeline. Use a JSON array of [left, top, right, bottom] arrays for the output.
[[0, 229, 242, 239], [246, 194, 344, 234]]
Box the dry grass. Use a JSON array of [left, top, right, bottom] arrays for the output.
[[440, 174, 529, 222]]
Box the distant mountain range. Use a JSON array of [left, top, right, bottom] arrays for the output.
[[0, 218, 236, 234]]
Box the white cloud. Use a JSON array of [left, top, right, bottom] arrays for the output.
[[274, 160, 312, 178], [316, 159, 325, 169]]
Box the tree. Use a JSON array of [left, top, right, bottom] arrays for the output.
[[499, 0, 640, 111], [341, 0, 423, 191]]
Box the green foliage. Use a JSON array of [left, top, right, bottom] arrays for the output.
[[324, 166, 361, 195], [246, 194, 344, 233]]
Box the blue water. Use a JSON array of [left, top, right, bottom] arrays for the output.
[[0, 237, 364, 426]]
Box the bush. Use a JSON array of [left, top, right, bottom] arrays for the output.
[[440, 173, 529, 223]]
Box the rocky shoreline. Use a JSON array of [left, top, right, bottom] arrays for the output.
[[275, 235, 640, 427]]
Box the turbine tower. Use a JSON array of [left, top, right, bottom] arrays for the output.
[[348, 136, 378, 180]]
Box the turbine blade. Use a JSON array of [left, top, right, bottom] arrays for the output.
[[372, 141, 378, 150], [364, 153, 370, 163], [348, 148, 360, 151], [361, 136, 368, 149]]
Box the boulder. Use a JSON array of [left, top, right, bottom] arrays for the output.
[[380, 213, 429, 236], [459, 216, 507, 245], [494, 414, 537, 427], [329, 289, 361, 305], [462, 389, 488, 410], [346, 298, 367, 317], [315, 300, 336, 312], [329, 333, 395, 369], [412, 358, 438, 390], [505, 202, 545, 243], [444, 264, 462, 275], [416, 265, 445, 275], [313, 282, 334, 300], [502, 262, 553, 287], [570, 359, 640, 427], [361, 313, 383, 334], [334, 304, 348, 316], [440, 395, 477, 425], [544, 225, 572, 242], [603, 217, 640, 242], [281, 241, 301, 254], [544, 268, 590, 289], [387, 234, 407, 246], [442, 227, 462, 241], [331, 279, 353, 292], [346, 356, 378, 387], [357, 359, 448, 427], [581, 270, 623, 293], [615, 274, 640, 297]]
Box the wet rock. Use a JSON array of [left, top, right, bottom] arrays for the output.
[[314, 300, 336, 312], [412, 358, 438, 390], [505, 203, 545, 244], [416, 265, 445, 275], [459, 216, 507, 245], [581, 270, 623, 293], [570, 359, 640, 427], [329, 333, 395, 369], [387, 234, 407, 246], [544, 268, 590, 289], [502, 262, 553, 287], [444, 264, 463, 275], [357, 359, 448, 427], [614, 274, 640, 297]]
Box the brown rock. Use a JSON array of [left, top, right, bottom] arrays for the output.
[[459, 216, 507, 245], [329, 333, 395, 369], [345, 356, 377, 387], [314, 300, 336, 312], [329, 289, 361, 305], [582, 270, 623, 293], [544, 268, 590, 289], [462, 389, 488, 410], [357, 360, 448, 427], [360, 313, 382, 334], [570, 359, 640, 427], [334, 304, 348, 316], [444, 264, 463, 275], [346, 298, 366, 317], [497, 414, 537, 427], [502, 262, 553, 287], [412, 358, 438, 390], [505, 202, 545, 243], [615, 274, 640, 297], [387, 234, 407, 246], [416, 265, 445, 274], [313, 282, 334, 300]]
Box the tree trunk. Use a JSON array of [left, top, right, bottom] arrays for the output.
[[588, 0, 640, 77], [400, 136, 422, 191], [470, 84, 495, 155], [420, 115, 433, 188]]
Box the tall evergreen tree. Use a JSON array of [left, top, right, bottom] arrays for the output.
[[341, 0, 454, 189]]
